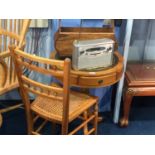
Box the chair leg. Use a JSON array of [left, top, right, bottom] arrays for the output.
[[119, 88, 134, 127], [52, 122, 56, 135], [0, 112, 2, 127], [83, 111, 88, 135], [61, 127, 68, 135], [26, 110, 33, 135], [19, 88, 33, 134], [94, 102, 98, 135], [61, 120, 69, 135]]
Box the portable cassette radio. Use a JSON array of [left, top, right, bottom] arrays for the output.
[[72, 38, 115, 70]]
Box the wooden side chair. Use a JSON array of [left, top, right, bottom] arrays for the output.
[[0, 19, 31, 127], [10, 46, 98, 135]]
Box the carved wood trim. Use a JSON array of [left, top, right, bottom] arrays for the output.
[[126, 88, 136, 96]]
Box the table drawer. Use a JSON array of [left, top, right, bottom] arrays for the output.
[[77, 73, 116, 87]]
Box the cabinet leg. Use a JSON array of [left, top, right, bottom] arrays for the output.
[[119, 89, 134, 127]]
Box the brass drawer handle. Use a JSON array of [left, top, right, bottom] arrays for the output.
[[98, 80, 103, 84]]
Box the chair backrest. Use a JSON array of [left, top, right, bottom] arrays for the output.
[[0, 19, 31, 94], [10, 46, 71, 124]]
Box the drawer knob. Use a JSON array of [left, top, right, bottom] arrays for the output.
[[98, 80, 103, 84]]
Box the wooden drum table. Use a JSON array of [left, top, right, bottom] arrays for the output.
[[51, 51, 123, 88], [51, 51, 123, 122]]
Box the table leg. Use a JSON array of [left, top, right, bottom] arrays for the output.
[[79, 88, 104, 122], [0, 112, 2, 127], [119, 88, 134, 127], [80, 88, 104, 123]]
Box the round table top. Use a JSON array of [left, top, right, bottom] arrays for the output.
[[51, 51, 124, 88]]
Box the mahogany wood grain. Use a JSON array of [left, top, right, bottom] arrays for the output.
[[120, 62, 155, 127]]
